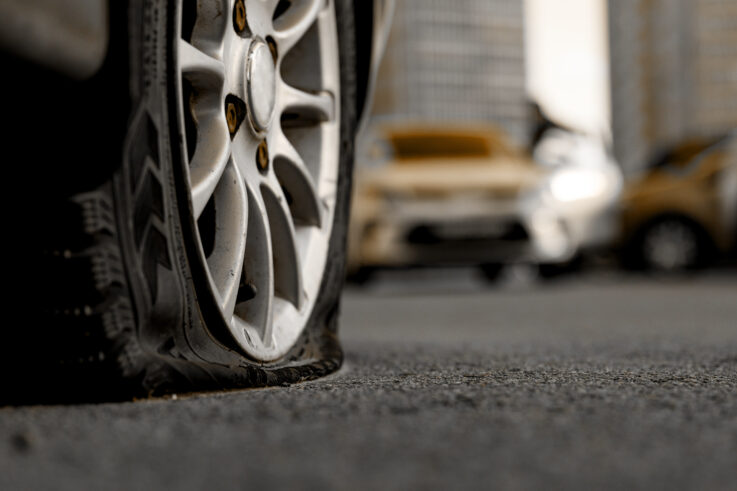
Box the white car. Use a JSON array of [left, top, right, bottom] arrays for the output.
[[528, 128, 623, 274]]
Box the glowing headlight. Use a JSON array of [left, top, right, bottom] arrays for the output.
[[548, 168, 608, 203]]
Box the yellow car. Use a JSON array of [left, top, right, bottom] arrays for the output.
[[348, 124, 552, 281], [621, 131, 737, 271]]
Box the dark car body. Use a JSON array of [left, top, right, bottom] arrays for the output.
[[0, 0, 389, 123]]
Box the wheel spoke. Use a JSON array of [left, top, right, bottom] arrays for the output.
[[270, 128, 322, 226], [179, 39, 226, 86], [189, 112, 231, 218], [278, 82, 335, 122], [188, 0, 231, 56], [234, 182, 275, 340], [242, 0, 278, 38], [271, 0, 323, 56], [260, 0, 282, 18], [261, 176, 303, 309], [205, 161, 248, 318]]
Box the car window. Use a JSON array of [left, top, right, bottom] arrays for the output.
[[679, 132, 737, 175], [647, 137, 724, 171]]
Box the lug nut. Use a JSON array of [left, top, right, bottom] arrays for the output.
[[257, 140, 269, 173], [225, 95, 246, 137], [226, 102, 238, 135], [234, 0, 247, 33]]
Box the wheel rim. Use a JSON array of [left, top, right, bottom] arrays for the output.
[[642, 220, 699, 271], [175, 0, 341, 361]]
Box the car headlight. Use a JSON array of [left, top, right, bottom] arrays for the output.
[[548, 168, 609, 203]]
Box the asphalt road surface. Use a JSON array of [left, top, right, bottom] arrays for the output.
[[2, 269, 736, 490]]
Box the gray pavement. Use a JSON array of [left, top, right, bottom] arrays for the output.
[[1, 270, 736, 490]]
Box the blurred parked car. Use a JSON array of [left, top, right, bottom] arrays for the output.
[[348, 123, 621, 281], [620, 131, 737, 272]]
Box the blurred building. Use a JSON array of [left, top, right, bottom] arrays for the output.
[[371, 0, 530, 145], [609, 0, 737, 176]]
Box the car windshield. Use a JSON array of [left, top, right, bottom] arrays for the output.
[[647, 136, 726, 171]]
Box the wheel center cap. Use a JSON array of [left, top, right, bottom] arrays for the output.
[[246, 40, 276, 132]]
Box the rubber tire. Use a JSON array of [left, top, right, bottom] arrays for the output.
[[345, 266, 376, 285], [479, 263, 504, 283], [636, 218, 707, 273], [538, 262, 570, 280], [2, 0, 356, 404]]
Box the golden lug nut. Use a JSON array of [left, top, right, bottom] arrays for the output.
[[257, 140, 269, 173], [226, 102, 238, 135], [234, 0, 247, 33]]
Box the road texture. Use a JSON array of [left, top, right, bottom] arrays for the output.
[[1, 270, 736, 490]]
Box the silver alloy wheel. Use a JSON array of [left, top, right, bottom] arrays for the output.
[[642, 219, 699, 271], [175, 0, 341, 361]]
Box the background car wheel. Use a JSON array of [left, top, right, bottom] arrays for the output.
[[3, 0, 357, 403], [479, 263, 504, 283], [638, 218, 705, 272], [537, 256, 582, 280], [345, 266, 377, 285]]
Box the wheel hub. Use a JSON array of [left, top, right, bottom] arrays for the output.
[[177, 0, 341, 361], [246, 39, 276, 132]]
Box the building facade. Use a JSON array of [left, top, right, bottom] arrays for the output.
[[609, 0, 737, 175], [371, 0, 530, 145]]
